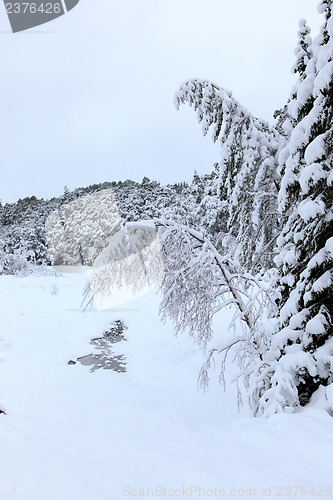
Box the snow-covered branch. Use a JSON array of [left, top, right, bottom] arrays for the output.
[[175, 78, 284, 271]]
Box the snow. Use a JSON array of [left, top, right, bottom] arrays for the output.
[[326, 236, 333, 256], [295, 76, 315, 110], [306, 312, 328, 336], [0, 272, 332, 499], [315, 338, 333, 380], [280, 350, 317, 378], [328, 168, 333, 186], [305, 134, 326, 164], [299, 162, 327, 194], [312, 270, 332, 294], [314, 60, 333, 95], [297, 199, 325, 222], [276, 245, 298, 269], [317, 2, 328, 15]]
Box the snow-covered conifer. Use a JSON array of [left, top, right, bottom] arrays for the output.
[[254, 2, 333, 414], [175, 79, 282, 271]]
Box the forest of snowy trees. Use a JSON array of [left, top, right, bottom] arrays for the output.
[[0, 174, 225, 271], [0, 0, 332, 417]]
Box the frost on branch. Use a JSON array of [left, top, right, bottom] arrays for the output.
[[156, 217, 278, 408], [84, 221, 165, 310]]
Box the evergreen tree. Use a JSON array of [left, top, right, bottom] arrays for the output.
[[175, 79, 282, 271], [253, 1, 333, 415]]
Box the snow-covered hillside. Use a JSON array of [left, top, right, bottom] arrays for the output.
[[0, 273, 332, 499]]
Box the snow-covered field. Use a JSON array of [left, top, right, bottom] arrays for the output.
[[0, 272, 332, 499]]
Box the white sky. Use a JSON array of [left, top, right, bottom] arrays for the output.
[[0, 0, 323, 203]]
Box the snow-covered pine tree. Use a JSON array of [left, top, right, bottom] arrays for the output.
[[254, 2, 333, 415], [175, 79, 282, 271]]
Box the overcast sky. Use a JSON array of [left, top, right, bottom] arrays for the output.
[[0, 0, 323, 203]]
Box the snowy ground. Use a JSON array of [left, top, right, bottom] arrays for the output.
[[0, 272, 332, 499]]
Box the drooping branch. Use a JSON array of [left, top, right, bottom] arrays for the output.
[[174, 78, 280, 148], [198, 335, 248, 391], [174, 78, 283, 272], [154, 217, 253, 330]]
